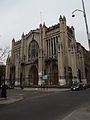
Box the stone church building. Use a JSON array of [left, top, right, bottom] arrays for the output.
[[6, 16, 87, 87]]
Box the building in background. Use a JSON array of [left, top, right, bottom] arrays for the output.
[[84, 51, 90, 84], [77, 43, 90, 85], [6, 16, 87, 87]]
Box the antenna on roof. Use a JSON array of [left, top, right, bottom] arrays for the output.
[[40, 11, 42, 25]]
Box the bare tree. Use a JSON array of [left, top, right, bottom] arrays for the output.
[[0, 46, 10, 63]]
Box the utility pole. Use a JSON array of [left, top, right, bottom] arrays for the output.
[[72, 0, 90, 50], [82, 0, 90, 50]]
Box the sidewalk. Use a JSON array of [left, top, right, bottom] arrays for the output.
[[18, 87, 70, 92], [0, 96, 24, 104], [0, 88, 24, 105], [0, 87, 70, 105], [62, 104, 90, 120]]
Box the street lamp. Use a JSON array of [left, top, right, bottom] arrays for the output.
[[72, 0, 90, 51]]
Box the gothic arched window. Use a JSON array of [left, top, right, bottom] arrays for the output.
[[28, 40, 39, 61]]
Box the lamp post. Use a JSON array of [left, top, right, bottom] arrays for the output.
[[72, 0, 90, 50]]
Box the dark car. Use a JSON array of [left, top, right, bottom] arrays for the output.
[[82, 83, 88, 89], [71, 83, 84, 91]]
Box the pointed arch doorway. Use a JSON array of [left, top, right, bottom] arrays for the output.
[[48, 62, 58, 85], [29, 65, 38, 86], [53, 64, 58, 85]]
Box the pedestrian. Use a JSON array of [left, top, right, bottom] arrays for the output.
[[20, 85, 24, 89], [1, 83, 7, 98]]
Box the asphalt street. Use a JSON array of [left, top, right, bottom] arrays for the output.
[[0, 88, 90, 120]]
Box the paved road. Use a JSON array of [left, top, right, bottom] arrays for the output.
[[0, 88, 90, 120]]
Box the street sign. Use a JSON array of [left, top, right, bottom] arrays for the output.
[[42, 75, 48, 80]]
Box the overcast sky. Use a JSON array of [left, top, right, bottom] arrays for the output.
[[0, 0, 90, 50]]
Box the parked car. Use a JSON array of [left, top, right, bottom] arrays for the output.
[[82, 83, 88, 89], [71, 83, 84, 91]]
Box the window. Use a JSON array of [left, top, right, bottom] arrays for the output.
[[51, 39, 53, 56], [28, 40, 39, 61], [46, 40, 48, 57], [68, 38, 71, 48], [54, 38, 56, 55]]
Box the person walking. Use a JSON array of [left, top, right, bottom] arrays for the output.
[[1, 83, 7, 98]]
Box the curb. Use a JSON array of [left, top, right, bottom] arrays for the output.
[[0, 96, 24, 105], [22, 88, 70, 92]]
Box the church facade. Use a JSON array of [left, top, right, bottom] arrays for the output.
[[6, 16, 87, 87]]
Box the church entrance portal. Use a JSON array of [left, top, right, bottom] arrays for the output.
[[29, 66, 38, 86]]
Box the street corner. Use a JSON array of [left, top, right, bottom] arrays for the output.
[[0, 97, 8, 101], [0, 96, 24, 105]]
